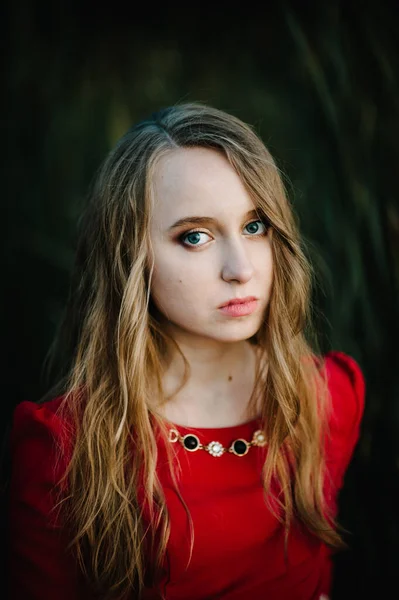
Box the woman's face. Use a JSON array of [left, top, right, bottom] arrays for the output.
[[149, 147, 273, 345]]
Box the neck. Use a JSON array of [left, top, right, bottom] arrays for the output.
[[166, 338, 252, 382], [156, 340, 264, 428]]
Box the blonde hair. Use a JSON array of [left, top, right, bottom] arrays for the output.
[[46, 103, 340, 599]]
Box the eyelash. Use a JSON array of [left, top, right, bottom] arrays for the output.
[[179, 219, 269, 248]]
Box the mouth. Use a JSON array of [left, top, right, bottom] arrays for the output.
[[218, 296, 259, 318], [219, 296, 258, 308]]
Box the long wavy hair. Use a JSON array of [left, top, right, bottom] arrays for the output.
[[45, 102, 341, 599]]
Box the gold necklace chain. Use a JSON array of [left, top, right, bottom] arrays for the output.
[[168, 427, 267, 457]]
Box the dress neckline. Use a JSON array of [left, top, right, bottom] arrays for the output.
[[166, 416, 261, 434]]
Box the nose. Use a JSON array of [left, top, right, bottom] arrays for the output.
[[221, 238, 254, 284]]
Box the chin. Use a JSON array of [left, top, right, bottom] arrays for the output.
[[209, 323, 262, 344], [166, 315, 263, 344]]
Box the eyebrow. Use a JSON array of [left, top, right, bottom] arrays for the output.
[[168, 209, 261, 231]]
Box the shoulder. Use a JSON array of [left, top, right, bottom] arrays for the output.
[[321, 351, 366, 493], [323, 350, 366, 438], [9, 396, 73, 494], [11, 395, 66, 433], [10, 396, 71, 451], [8, 398, 89, 597]]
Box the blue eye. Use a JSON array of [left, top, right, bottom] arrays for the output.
[[244, 220, 268, 235], [181, 231, 211, 247], [179, 219, 268, 249]]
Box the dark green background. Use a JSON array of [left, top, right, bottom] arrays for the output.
[[2, 1, 399, 597]]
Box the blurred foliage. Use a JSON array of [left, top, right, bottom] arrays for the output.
[[2, 1, 399, 598]]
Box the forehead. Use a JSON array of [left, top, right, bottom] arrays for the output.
[[151, 147, 255, 222]]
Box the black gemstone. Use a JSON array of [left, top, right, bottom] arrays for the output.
[[183, 435, 199, 450], [233, 440, 248, 455]]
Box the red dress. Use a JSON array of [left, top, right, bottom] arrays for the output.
[[7, 351, 365, 600]]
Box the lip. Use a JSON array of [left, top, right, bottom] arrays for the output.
[[219, 296, 258, 308], [218, 296, 259, 318]]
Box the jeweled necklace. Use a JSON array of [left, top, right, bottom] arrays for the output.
[[168, 427, 267, 457]]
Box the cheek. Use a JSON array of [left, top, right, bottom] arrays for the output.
[[150, 254, 200, 307], [264, 256, 274, 284], [254, 244, 273, 282]]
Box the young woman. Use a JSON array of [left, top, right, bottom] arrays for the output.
[[7, 103, 365, 600]]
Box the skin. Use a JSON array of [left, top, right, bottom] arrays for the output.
[[149, 147, 273, 427]]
